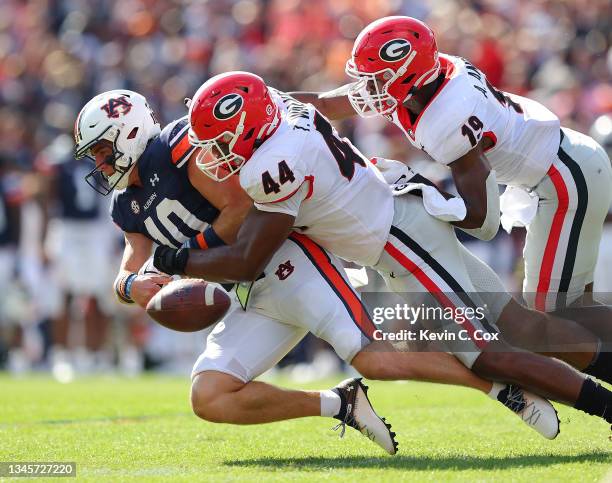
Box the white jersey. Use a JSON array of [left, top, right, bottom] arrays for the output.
[[390, 54, 561, 188], [240, 90, 395, 267]]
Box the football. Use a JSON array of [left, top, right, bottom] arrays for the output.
[[146, 279, 231, 332]]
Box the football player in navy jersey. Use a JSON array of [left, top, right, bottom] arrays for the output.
[[74, 91, 252, 307], [74, 89, 577, 449]]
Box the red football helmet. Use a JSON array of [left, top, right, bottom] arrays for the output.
[[345, 16, 440, 117], [188, 71, 280, 181]]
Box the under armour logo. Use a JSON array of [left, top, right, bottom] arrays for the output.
[[346, 386, 354, 392], [101, 95, 132, 118], [275, 260, 295, 280], [150, 173, 159, 186]]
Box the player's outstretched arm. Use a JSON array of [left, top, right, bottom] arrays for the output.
[[154, 206, 295, 283], [449, 142, 500, 240], [290, 84, 357, 121], [115, 231, 171, 308]]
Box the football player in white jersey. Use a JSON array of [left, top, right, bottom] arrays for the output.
[[77, 90, 571, 452], [154, 71, 612, 433], [292, 16, 612, 321]]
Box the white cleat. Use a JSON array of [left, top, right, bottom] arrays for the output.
[[331, 378, 398, 455], [497, 384, 560, 439]]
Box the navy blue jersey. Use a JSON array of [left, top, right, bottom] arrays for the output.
[[56, 158, 102, 220], [111, 117, 219, 248]]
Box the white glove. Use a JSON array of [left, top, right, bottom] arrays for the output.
[[500, 186, 539, 233]]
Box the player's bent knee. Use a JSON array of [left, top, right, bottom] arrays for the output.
[[351, 348, 401, 380], [190, 370, 245, 423], [498, 300, 546, 343]]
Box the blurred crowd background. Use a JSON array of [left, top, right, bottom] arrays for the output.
[[0, 0, 610, 379]]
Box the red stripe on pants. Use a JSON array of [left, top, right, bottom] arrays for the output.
[[535, 164, 569, 311], [290, 233, 376, 339], [384, 241, 486, 348]]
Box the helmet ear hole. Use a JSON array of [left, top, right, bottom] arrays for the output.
[[127, 127, 139, 139]]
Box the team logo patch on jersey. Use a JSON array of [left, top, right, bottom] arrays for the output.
[[379, 38, 412, 62], [275, 260, 295, 280], [101, 96, 133, 118], [213, 93, 244, 121], [131, 199, 140, 214]]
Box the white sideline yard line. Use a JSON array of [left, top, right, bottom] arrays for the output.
[[0, 412, 192, 428]]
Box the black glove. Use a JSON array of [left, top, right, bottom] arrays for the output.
[[153, 246, 189, 275]]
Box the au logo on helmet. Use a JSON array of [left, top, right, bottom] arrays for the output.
[[101, 96, 133, 119], [213, 93, 244, 121], [379, 38, 412, 62]]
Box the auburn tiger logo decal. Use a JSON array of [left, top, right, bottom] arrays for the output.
[[101, 96, 133, 118]]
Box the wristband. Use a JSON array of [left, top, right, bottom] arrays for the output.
[[124, 273, 137, 299], [203, 226, 226, 248], [114, 273, 136, 304], [184, 226, 227, 250]]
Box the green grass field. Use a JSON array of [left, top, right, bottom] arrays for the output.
[[1, 374, 610, 482]]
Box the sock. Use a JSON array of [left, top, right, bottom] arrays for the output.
[[573, 378, 612, 423], [320, 389, 342, 417], [487, 382, 505, 400], [584, 349, 612, 385], [487, 382, 526, 412]]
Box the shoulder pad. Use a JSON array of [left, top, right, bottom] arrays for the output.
[[421, 85, 487, 164], [240, 151, 306, 205], [159, 117, 195, 168]]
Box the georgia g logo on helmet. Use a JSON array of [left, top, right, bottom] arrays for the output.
[[213, 93, 244, 121], [379, 38, 412, 62]]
